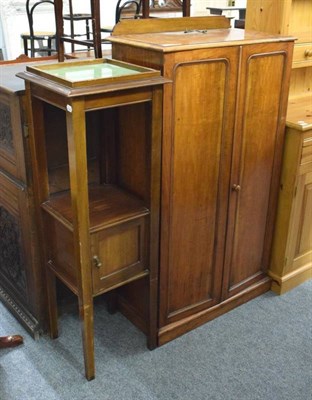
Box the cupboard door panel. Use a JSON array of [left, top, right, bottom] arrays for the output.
[[286, 171, 312, 272], [224, 45, 291, 297], [160, 48, 238, 324], [297, 174, 312, 256]]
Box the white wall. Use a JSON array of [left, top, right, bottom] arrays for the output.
[[192, 0, 227, 16], [0, 0, 58, 59], [193, 0, 247, 26], [0, 14, 5, 59]]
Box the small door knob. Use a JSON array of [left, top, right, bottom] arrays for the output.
[[232, 184, 241, 192], [93, 255, 102, 268]]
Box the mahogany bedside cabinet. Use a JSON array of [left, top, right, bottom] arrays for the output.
[[18, 58, 167, 380]]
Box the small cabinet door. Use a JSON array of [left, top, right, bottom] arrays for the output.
[[91, 216, 148, 295], [222, 42, 293, 299], [159, 46, 239, 327]]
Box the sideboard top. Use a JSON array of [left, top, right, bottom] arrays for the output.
[[0, 62, 29, 94], [0, 59, 58, 94], [286, 96, 312, 131], [110, 28, 295, 53]]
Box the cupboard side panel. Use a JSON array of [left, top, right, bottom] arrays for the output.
[[117, 103, 149, 202], [224, 43, 293, 297]]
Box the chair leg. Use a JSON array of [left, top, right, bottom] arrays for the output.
[[78, 295, 95, 381], [47, 38, 52, 56], [30, 39, 35, 58], [86, 19, 91, 50], [46, 266, 59, 339], [23, 38, 28, 56]]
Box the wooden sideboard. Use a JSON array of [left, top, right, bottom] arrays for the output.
[[110, 19, 295, 344], [246, 0, 312, 293], [0, 62, 44, 338], [269, 98, 312, 293], [0, 57, 81, 337]]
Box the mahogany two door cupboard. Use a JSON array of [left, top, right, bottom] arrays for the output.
[[110, 25, 295, 345]]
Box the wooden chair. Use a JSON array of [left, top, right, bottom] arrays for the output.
[[21, 0, 56, 57], [101, 0, 142, 35], [54, 0, 102, 61], [63, 0, 93, 53]]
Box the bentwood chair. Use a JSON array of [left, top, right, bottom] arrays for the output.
[[101, 0, 142, 34], [63, 0, 93, 53], [21, 0, 56, 57], [54, 0, 102, 61]]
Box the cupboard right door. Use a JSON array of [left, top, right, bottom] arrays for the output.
[[222, 42, 294, 299]]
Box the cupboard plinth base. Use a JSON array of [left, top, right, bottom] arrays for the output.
[[157, 277, 272, 346], [118, 276, 272, 346], [269, 266, 312, 295]]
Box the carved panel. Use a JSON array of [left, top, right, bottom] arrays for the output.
[[0, 102, 14, 153], [0, 206, 27, 295]]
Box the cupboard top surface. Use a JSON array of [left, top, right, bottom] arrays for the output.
[[109, 28, 295, 52]]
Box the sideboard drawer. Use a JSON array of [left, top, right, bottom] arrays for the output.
[[300, 132, 312, 165], [292, 43, 312, 68]]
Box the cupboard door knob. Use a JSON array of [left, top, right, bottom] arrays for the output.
[[304, 49, 312, 58], [93, 255, 102, 268], [232, 184, 241, 192]]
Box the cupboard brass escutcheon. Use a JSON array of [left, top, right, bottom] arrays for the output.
[[92, 255, 102, 268]]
